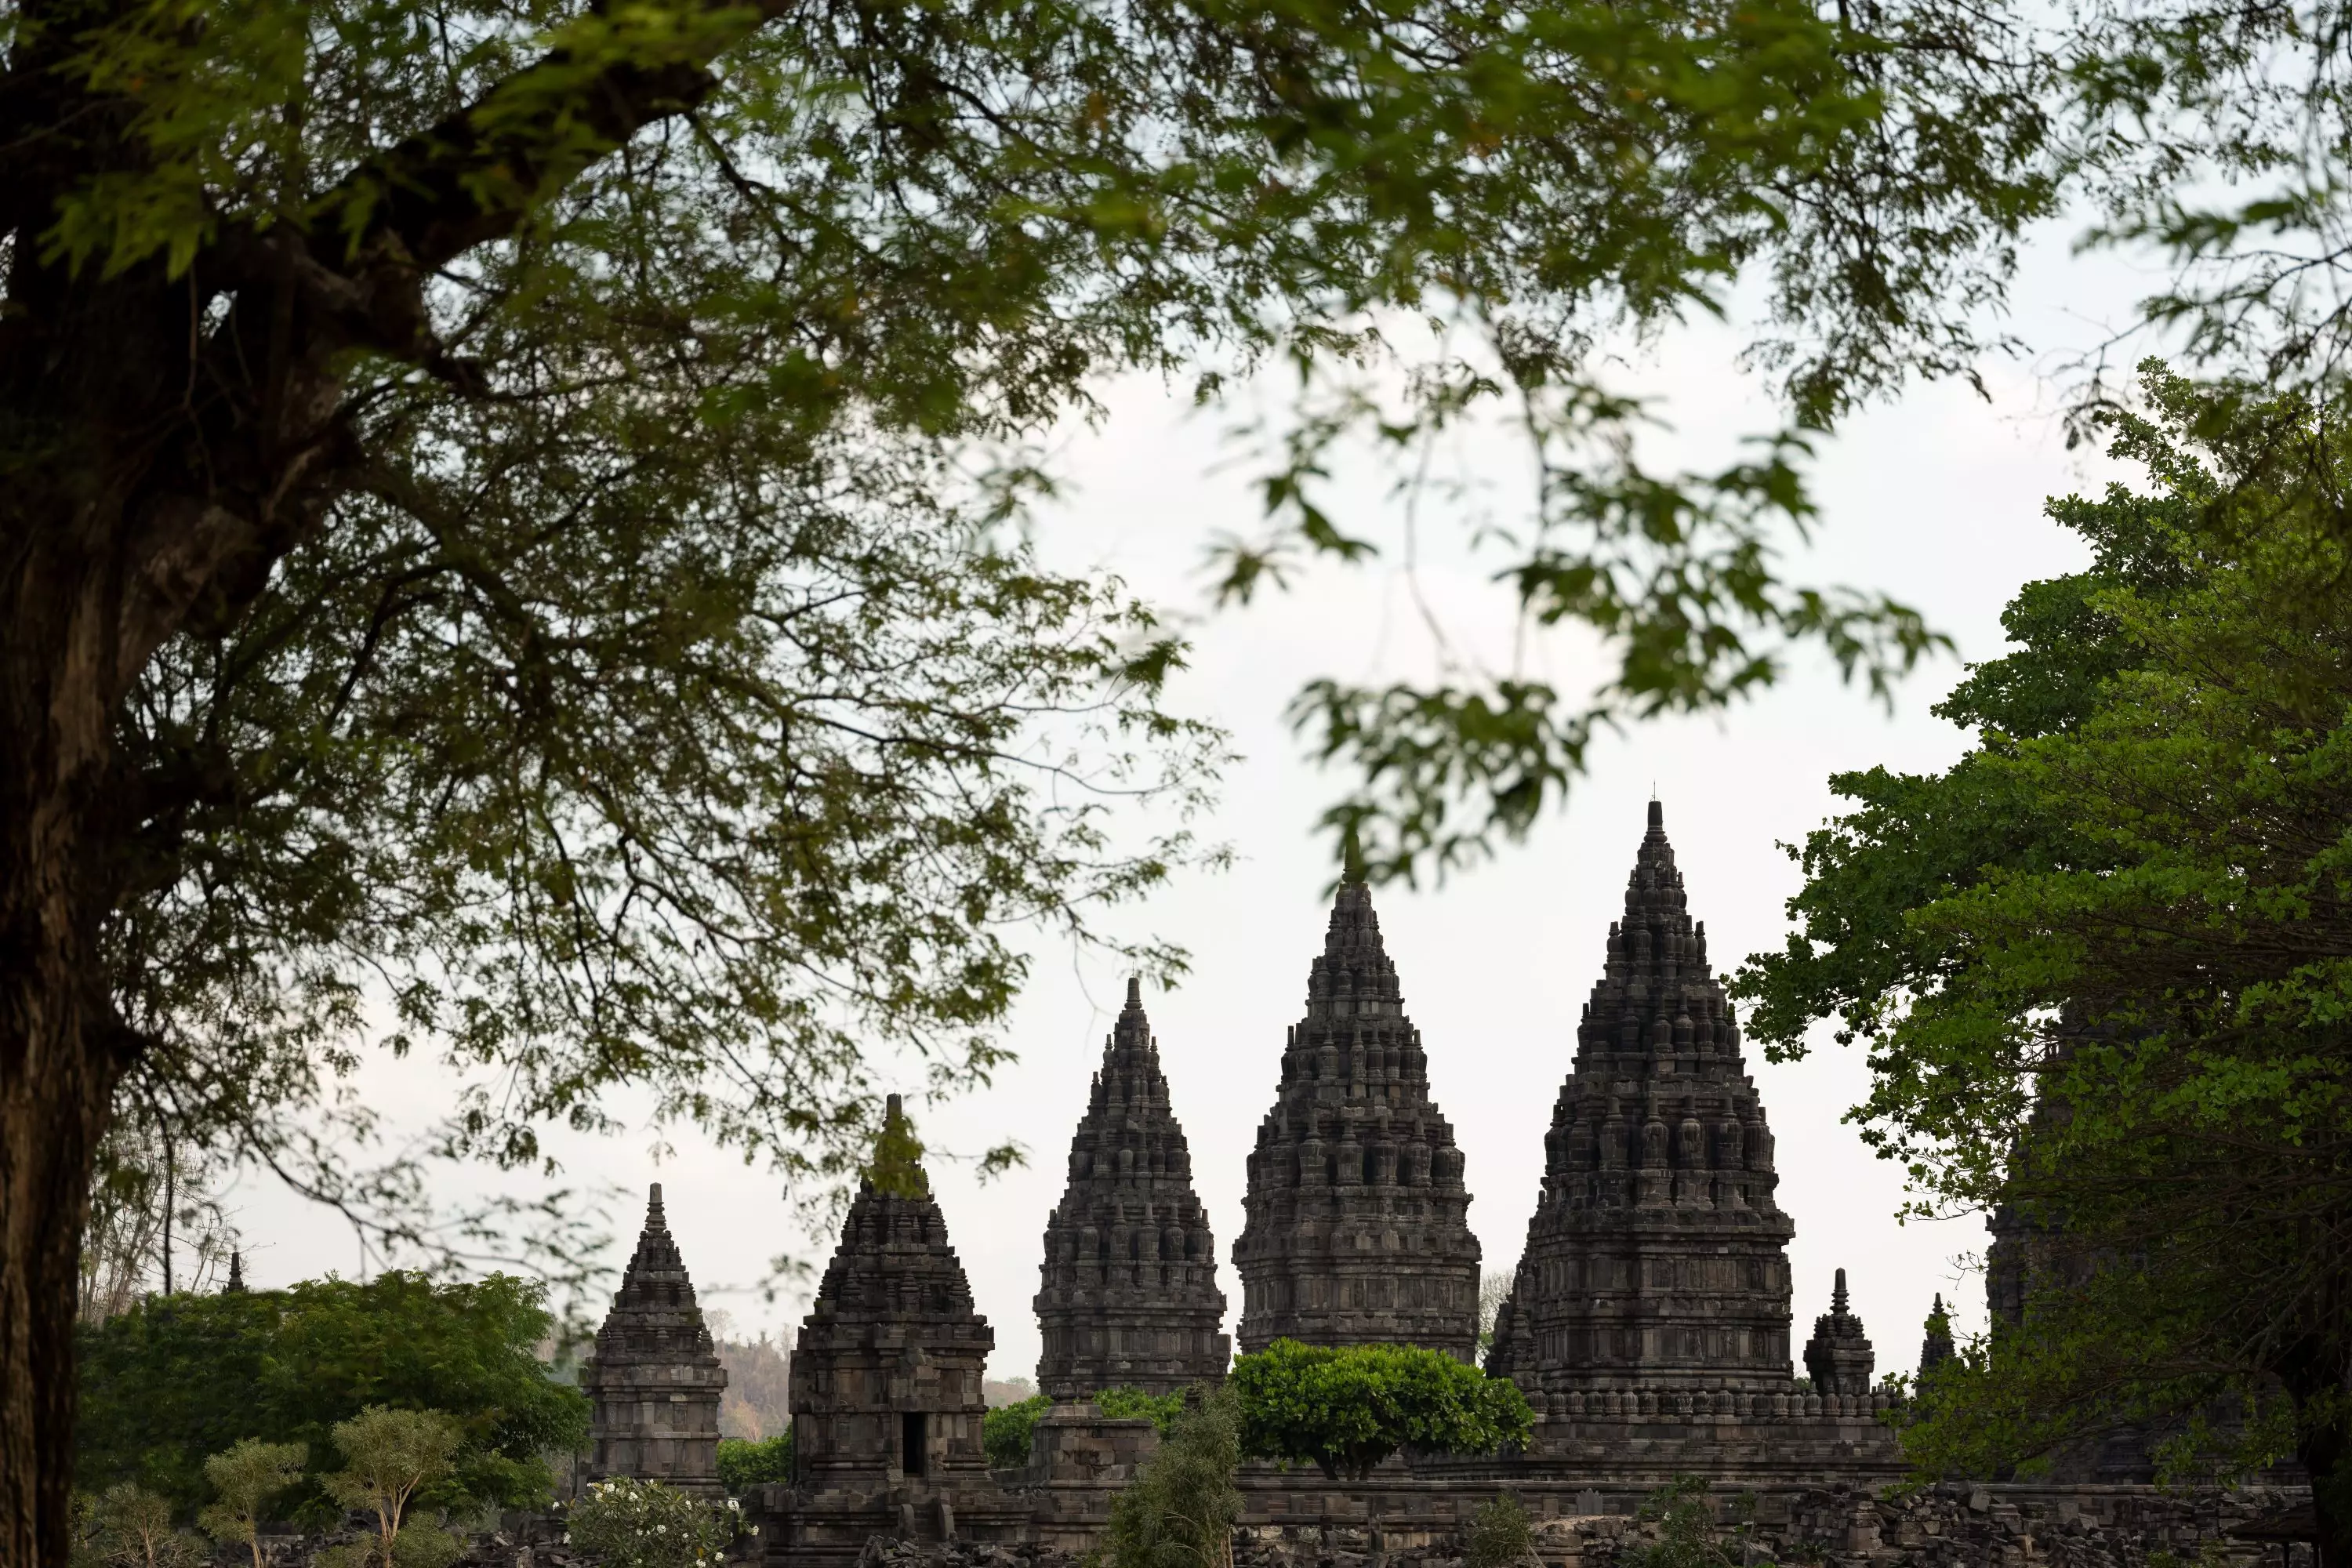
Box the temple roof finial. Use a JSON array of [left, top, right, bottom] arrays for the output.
[[868, 1093, 929, 1198]]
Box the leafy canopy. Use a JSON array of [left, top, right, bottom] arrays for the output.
[[14, 0, 2071, 1282], [75, 1272, 586, 1518], [1733, 363, 2352, 1534], [1231, 1339, 1534, 1479]]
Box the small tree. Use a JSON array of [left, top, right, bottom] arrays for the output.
[[1465, 1494, 1538, 1568], [322, 1407, 463, 1567], [566, 1478, 738, 1568], [90, 1484, 205, 1568], [1629, 1479, 1739, 1568], [1232, 1341, 1535, 1479], [983, 1395, 1054, 1470], [197, 1439, 307, 1568], [1098, 1387, 1243, 1568]]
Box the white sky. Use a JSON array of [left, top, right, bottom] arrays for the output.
[[225, 213, 2165, 1388]]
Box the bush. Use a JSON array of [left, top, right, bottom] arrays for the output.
[[715, 1432, 793, 1495], [566, 1477, 739, 1568], [76, 1271, 587, 1517], [1232, 1341, 1534, 1479], [1098, 1387, 1242, 1568], [984, 1395, 1052, 1469], [1628, 1479, 1740, 1568], [1096, 1387, 1188, 1433], [1465, 1494, 1537, 1568]]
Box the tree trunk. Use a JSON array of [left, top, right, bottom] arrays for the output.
[[0, 561, 136, 1565]]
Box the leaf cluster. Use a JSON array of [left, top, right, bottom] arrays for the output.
[[714, 1433, 794, 1496], [1230, 1339, 1534, 1479], [75, 1272, 586, 1519], [1095, 1386, 1244, 1568], [1732, 361, 2352, 1503], [563, 1477, 739, 1568]]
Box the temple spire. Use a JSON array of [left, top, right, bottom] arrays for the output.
[[1036, 976, 1229, 1396], [1233, 881, 1481, 1360]]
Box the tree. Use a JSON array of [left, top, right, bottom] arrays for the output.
[[321, 1406, 463, 1568], [76, 1272, 586, 1515], [6, 0, 2212, 1548], [1098, 1386, 1244, 1568], [194, 1439, 307, 1568], [86, 1484, 203, 1568], [1231, 1340, 1534, 1479], [1735, 364, 2352, 1563]]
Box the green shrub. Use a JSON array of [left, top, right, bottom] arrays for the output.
[[76, 1271, 586, 1517], [1628, 1479, 1741, 1568], [1096, 1387, 1188, 1433], [985, 1395, 1052, 1469], [566, 1477, 739, 1568], [716, 1432, 793, 1495], [1465, 1493, 1537, 1568], [1098, 1387, 1242, 1568], [1231, 1340, 1534, 1479]]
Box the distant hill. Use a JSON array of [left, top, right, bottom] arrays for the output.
[[715, 1334, 791, 1439]]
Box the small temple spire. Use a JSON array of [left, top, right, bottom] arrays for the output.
[[580, 1181, 728, 1493], [223, 1249, 245, 1294], [1919, 1293, 1956, 1374], [1802, 1265, 1875, 1396]]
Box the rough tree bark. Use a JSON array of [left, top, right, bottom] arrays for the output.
[[0, 4, 764, 1557]]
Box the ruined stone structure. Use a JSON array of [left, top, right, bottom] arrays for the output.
[[1034, 978, 1230, 1397], [580, 1184, 728, 1494], [575, 800, 2310, 1565], [1801, 1269, 1876, 1396], [1486, 801, 1795, 1403], [1232, 882, 1481, 1361], [1919, 1294, 1955, 1375], [775, 1096, 1028, 1563]]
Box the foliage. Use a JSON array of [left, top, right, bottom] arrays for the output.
[[1231, 1341, 1534, 1479], [715, 1434, 793, 1497], [77, 1272, 585, 1516], [564, 1478, 739, 1568], [1096, 1387, 1243, 1568], [86, 1484, 206, 1568], [1464, 1494, 1537, 1568], [984, 1396, 1054, 1471], [1096, 1388, 1189, 1434], [1628, 1479, 1739, 1568], [712, 1331, 792, 1443], [1733, 362, 2352, 1552], [195, 1439, 307, 1568], [323, 1406, 466, 1568]]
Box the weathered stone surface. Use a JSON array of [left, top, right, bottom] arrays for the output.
[[1034, 978, 1230, 1397], [1487, 801, 1797, 1402], [580, 1184, 728, 1494], [1232, 883, 1481, 1360], [790, 1096, 995, 1491], [1801, 1269, 1875, 1397], [774, 1095, 1031, 1565]]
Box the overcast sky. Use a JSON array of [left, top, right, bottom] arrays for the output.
[[227, 216, 2161, 1388]]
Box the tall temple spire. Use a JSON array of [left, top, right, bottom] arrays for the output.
[[1486, 801, 1796, 1403], [581, 1183, 729, 1493], [1035, 977, 1230, 1396], [1232, 881, 1482, 1360]]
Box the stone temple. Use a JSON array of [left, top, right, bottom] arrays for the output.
[[1033, 978, 1229, 1397], [582, 802, 2307, 1563], [1231, 881, 1482, 1361], [1485, 800, 1795, 1400], [579, 1184, 728, 1494]]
